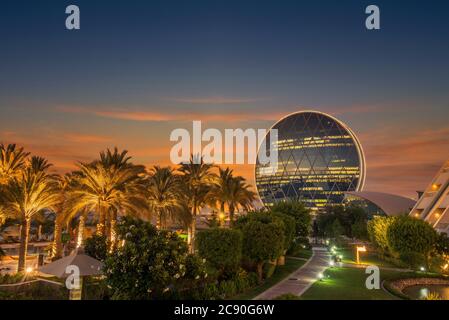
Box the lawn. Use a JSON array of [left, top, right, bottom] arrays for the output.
[[338, 247, 397, 268], [301, 267, 407, 300], [290, 248, 313, 260], [233, 256, 308, 300]]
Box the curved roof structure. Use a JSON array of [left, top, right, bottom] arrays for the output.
[[345, 191, 416, 216]]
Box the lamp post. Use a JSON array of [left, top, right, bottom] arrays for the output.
[[356, 246, 367, 264]]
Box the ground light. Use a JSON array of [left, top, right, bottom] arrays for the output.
[[329, 260, 335, 267], [25, 267, 33, 274], [420, 266, 426, 272], [356, 246, 367, 264], [318, 273, 324, 281]]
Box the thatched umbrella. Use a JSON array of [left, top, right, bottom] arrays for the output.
[[38, 248, 103, 299]]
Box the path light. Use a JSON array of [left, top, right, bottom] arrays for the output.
[[420, 266, 426, 272], [318, 273, 324, 281], [329, 260, 335, 267], [25, 266, 33, 274], [356, 246, 367, 264]]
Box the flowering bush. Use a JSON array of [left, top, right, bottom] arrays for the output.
[[103, 216, 207, 299]]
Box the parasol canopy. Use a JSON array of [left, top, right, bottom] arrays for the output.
[[38, 248, 103, 278]]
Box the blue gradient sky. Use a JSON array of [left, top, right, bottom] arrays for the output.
[[1, 0, 449, 198]]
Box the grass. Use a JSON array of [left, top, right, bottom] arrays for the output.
[[233, 256, 308, 300], [290, 248, 313, 260], [338, 247, 397, 268], [301, 267, 409, 300]]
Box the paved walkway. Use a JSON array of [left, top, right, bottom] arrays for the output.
[[254, 247, 330, 300]]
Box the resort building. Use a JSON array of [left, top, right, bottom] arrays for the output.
[[409, 160, 449, 234], [344, 191, 416, 218], [255, 110, 366, 211]]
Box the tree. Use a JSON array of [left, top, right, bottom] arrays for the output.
[[367, 216, 398, 253], [235, 212, 284, 281], [435, 232, 449, 256], [0, 144, 29, 185], [178, 155, 215, 252], [209, 168, 256, 224], [0, 156, 59, 271], [271, 201, 312, 238], [66, 148, 148, 244], [242, 221, 284, 282], [330, 219, 344, 238], [387, 216, 438, 267], [84, 234, 108, 261], [147, 166, 181, 230], [103, 217, 207, 299], [351, 219, 368, 240], [197, 228, 243, 278], [271, 212, 295, 253], [51, 173, 73, 259]]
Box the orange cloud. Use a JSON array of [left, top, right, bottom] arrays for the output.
[[63, 134, 112, 143], [57, 106, 283, 122], [360, 126, 449, 198], [166, 96, 264, 104]]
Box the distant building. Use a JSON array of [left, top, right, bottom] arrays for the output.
[[410, 160, 449, 234], [255, 110, 366, 212], [344, 191, 416, 218]]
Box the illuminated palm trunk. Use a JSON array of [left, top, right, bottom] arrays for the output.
[[96, 203, 106, 236], [18, 217, 30, 272], [77, 215, 85, 248], [52, 216, 63, 258], [109, 211, 117, 251], [188, 208, 197, 253], [229, 204, 235, 225]]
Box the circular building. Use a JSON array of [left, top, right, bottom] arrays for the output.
[[255, 110, 366, 211]]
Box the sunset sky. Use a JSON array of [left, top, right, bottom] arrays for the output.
[[1, 0, 449, 199]]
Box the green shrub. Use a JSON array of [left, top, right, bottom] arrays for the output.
[[272, 212, 296, 252], [398, 251, 426, 269], [104, 216, 207, 300], [263, 262, 277, 279], [219, 280, 237, 298], [0, 272, 28, 285], [387, 217, 437, 265], [196, 228, 243, 277], [235, 214, 284, 281], [84, 234, 108, 261], [274, 293, 300, 300], [271, 200, 312, 238], [367, 216, 398, 253]]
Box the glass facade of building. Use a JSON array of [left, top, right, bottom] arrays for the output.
[[255, 111, 366, 211]]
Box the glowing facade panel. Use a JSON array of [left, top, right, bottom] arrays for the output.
[[255, 111, 366, 211]]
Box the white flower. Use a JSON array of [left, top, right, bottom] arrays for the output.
[[174, 273, 180, 279], [195, 275, 200, 280]]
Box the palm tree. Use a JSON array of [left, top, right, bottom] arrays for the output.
[[67, 149, 148, 245], [178, 155, 215, 252], [209, 168, 256, 224], [147, 166, 181, 230], [0, 156, 59, 271], [226, 175, 256, 223], [0, 144, 29, 185], [208, 167, 233, 219], [51, 173, 73, 259]]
